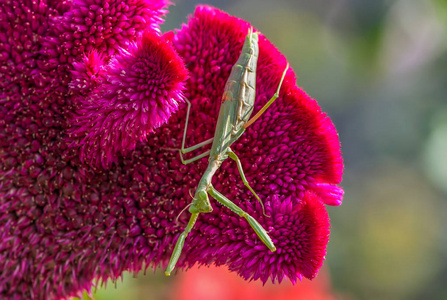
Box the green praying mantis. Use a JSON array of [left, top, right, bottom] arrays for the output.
[[165, 27, 289, 276]]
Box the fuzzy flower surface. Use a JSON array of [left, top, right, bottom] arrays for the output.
[[68, 31, 188, 168], [0, 2, 343, 300]]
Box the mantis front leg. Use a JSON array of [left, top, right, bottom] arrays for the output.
[[207, 185, 276, 252]]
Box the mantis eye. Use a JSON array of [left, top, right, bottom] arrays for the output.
[[198, 190, 208, 201]]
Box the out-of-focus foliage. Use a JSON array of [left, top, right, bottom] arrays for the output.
[[84, 0, 447, 299]]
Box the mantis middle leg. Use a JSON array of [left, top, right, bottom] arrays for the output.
[[165, 212, 200, 276]]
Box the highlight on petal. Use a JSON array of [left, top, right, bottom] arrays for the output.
[[69, 50, 107, 96], [68, 31, 188, 168], [309, 182, 344, 206]]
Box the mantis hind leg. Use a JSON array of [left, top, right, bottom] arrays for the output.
[[227, 148, 268, 217], [207, 185, 276, 252], [181, 98, 214, 153], [163, 98, 213, 164], [165, 212, 200, 276], [179, 149, 211, 165]]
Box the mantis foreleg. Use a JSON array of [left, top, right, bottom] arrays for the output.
[[227, 148, 267, 216], [207, 185, 276, 252], [165, 212, 200, 276]]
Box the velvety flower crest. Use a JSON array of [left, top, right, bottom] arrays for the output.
[[33, 0, 169, 110], [68, 31, 188, 168], [171, 5, 343, 206]]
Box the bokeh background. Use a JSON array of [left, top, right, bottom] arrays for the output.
[[83, 0, 447, 299]]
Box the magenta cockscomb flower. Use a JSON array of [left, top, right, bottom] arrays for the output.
[[48, 0, 169, 59], [0, 2, 343, 300], [68, 31, 188, 168]]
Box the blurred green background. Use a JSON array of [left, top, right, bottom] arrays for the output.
[[83, 0, 447, 299]]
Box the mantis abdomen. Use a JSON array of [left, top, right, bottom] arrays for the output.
[[210, 29, 259, 158]]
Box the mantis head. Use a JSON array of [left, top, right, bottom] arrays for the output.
[[189, 190, 213, 213]]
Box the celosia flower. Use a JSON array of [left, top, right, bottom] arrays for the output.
[[0, 2, 343, 300], [69, 49, 107, 96]]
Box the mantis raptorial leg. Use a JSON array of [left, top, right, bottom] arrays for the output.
[[165, 212, 199, 276], [207, 185, 276, 251]]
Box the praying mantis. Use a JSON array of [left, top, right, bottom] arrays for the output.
[[165, 27, 289, 276]]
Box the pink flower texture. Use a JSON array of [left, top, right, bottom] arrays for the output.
[[0, 2, 343, 300], [67, 31, 188, 168]]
